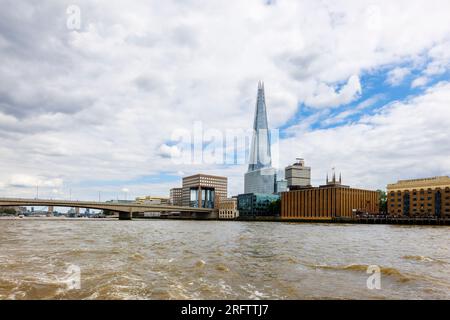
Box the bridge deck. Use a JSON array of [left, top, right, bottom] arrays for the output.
[[0, 198, 212, 213]]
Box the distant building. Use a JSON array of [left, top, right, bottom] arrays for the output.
[[285, 158, 311, 190], [237, 193, 280, 218], [182, 174, 227, 209], [218, 198, 239, 219], [244, 82, 276, 194], [387, 176, 450, 217], [274, 169, 287, 194], [106, 200, 135, 204], [281, 173, 379, 220], [275, 178, 288, 193], [170, 188, 183, 206], [135, 196, 170, 205]]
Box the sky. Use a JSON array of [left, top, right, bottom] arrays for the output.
[[0, 0, 450, 202]]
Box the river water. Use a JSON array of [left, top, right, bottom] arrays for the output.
[[0, 219, 449, 300]]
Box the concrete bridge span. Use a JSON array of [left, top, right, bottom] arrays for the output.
[[0, 198, 213, 220]]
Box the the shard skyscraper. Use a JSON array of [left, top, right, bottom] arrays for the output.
[[244, 81, 276, 194]]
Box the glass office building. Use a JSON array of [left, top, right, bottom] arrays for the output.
[[237, 193, 280, 217], [244, 82, 277, 194]]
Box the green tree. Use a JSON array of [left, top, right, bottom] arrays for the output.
[[377, 189, 387, 214], [267, 199, 281, 216], [0, 208, 17, 215], [102, 209, 116, 216]]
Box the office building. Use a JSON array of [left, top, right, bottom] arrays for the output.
[[275, 179, 288, 193], [182, 174, 227, 208], [281, 174, 379, 220], [218, 198, 239, 219], [244, 81, 276, 194], [387, 176, 450, 217], [170, 188, 183, 206], [285, 158, 311, 190], [237, 193, 280, 218]]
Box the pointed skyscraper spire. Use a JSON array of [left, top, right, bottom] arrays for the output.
[[248, 81, 271, 172]]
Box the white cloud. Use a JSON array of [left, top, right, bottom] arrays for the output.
[[321, 94, 384, 127], [8, 174, 63, 188], [305, 75, 362, 108], [411, 76, 429, 88], [158, 144, 182, 159], [386, 67, 411, 86]]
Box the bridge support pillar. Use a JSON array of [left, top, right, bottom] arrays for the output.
[[48, 206, 54, 216], [75, 208, 80, 216], [119, 210, 133, 220]]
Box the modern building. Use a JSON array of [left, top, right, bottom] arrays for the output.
[[285, 158, 312, 190], [170, 188, 183, 206], [281, 174, 379, 220], [182, 174, 227, 209], [387, 176, 450, 217], [275, 178, 288, 193], [218, 198, 239, 219], [135, 196, 170, 205], [237, 193, 280, 218], [244, 81, 276, 194]]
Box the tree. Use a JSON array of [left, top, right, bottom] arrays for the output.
[[0, 208, 17, 215], [102, 209, 116, 216], [377, 189, 387, 214], [267, 199, 281, 216]]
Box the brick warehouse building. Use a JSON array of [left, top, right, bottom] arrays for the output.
[[387, 176, 450, 217], [281, 174, 379, 220]]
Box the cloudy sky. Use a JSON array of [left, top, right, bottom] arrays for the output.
[[0, 0, 449, 202]]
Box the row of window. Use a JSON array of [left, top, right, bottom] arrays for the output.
[[390, 189, 450, 196], [392, 203, 450, 207], [390, 208, 450, 213], [219, 210, 239, 219]]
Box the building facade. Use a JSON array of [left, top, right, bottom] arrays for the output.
[[285, 158, 311, 190], [237, 193, 280, 218], [244, 82, 276, 194], [182, 174, 227, 209], [135, 196, 169, 205], [170, 188, 183, 206], [387, 176, 450, 217], [218, 198, 239, 219], [281, 175, 379, 220], [275, 178, 288, 193], [245, 167, 276, 194]]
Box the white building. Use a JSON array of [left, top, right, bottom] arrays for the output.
[[218, 198, 239, 219]]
